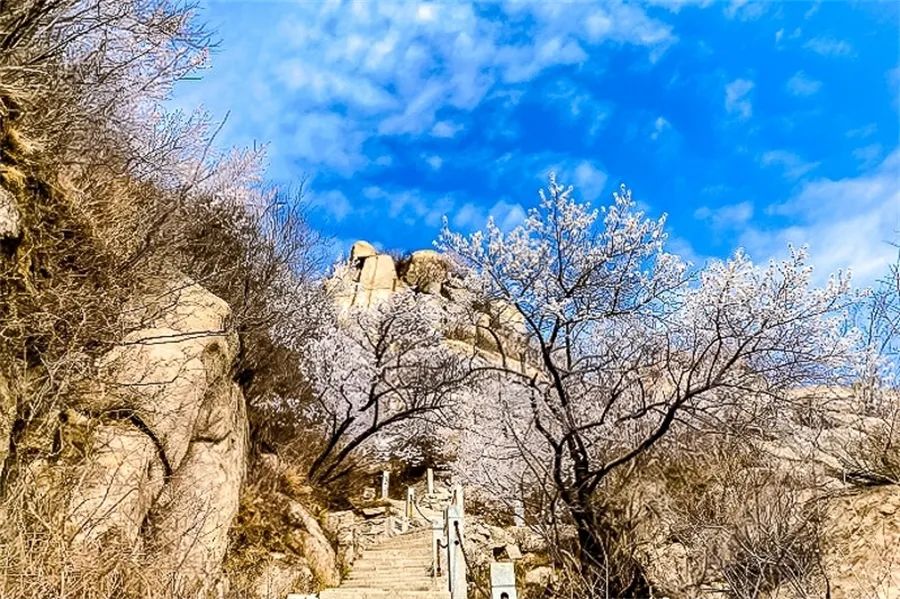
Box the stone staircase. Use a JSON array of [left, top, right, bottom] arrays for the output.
[[318, 527, 449, 599]]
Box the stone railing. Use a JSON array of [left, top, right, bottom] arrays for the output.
[[432, 483, 467, 599], [387, 467, 521, 599]]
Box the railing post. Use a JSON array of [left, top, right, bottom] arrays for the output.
[[431, 517, 443, 576], [406, 486, 415, 519], [447, 502, 467, 598], [452, 483, 464, 510], [490, 562, 518, 599], [381, 470, 390, 500], [427, 468, 434, 496], [513, 499, 525, 528], [402, 486, 414, 531]]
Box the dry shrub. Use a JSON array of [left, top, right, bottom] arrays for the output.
[[0, 478, 196, 599], [223, 456, 331, 597], [842, 402, 900, 486], [657, 434, 824, 598], [719, 486, 823, 599], [521, 466, 655, 598]]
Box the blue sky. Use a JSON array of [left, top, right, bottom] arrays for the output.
[[170, 0, 900, 284]]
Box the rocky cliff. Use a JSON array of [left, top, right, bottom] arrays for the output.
[[1, 278, 248, 597]]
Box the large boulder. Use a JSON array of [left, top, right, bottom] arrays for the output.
[[23, 278, 247, 596], [285, 500, 341, 587], [0, 186, 20, 244], [402, 249, 449, 294], [350, 240, 377, 262], [806, 485, 900, 599], [335, 242, 403, 309]]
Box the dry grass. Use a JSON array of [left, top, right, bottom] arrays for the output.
[[1, 2, 326, 597]]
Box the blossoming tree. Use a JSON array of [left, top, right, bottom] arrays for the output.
[[440, 176, 853, 587], [302, 287, 472, 486]]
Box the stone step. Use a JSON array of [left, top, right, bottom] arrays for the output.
[[341, 580, 445, 590], [319, 590, 450, 599], [365, 541, 431, 556], [316, 491, 457, 599], [369, 541, 433, 551], [350, 561, 432, 569]]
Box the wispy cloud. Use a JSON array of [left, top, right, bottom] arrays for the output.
[[804, 36, 854, 56], [311, 189, 353, 222], [724, 0, 768, 21], [361, 185, 453, 228], [573, 161, 608, 201], [846, 124, 877, 139], [650, 116, 671, 140], [852, 144, 883, 168], [431, 121, 463, 138], [451, 199, 526, 232], [264, 1, 676, 175], [725, 78, 754, 119], [786, 71, 822, 96], [694, 201, 754, 230], [761, 150, 820, 180], [743, 150, 900, 284]]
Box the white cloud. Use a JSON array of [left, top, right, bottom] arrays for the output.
[[545, 80, 612, 139], [667, 235, 704, 267], [572, 161, 608, 201], [853, 144, 883, 168], [451, 199, 526, 232], [846, 123, 877, 139], [226, 0, 678, 176], [489, 200, 527, 231], [276, 59, 396, 111], [431, 120, 463, 138], [804, 2, 821, 19], [804, 36, 854, 56], [452, 202, 483, 229], [724, 0, 768, 20], [725, 78, 754, 120], [741, 150, 900, 285], [310, 190, 352, 221], [650, 116, 671, 140], [761, 150, 820, 180], [362, 185, 456, 229], [694, 201, 754, 230], [786, 71, 822, 96], [644, 0, 713, 12], [287, 111, 367, 173], [426, 155, 443, 170]]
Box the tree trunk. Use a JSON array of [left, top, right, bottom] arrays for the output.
[[567, 500, 651, 598]]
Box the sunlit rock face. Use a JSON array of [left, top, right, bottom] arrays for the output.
[[0, 186, 20, 242], [335, 241, 403, 309], [17, 278, 247, 596], [333, 240, 525, 339]]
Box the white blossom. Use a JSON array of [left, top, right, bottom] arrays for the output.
[[440, 175, 855, 535]]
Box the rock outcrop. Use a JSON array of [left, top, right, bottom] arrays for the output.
[[630, 390, 900, 598], [337, 241, 454, 309], [334, 241, 526, 361], [18, 278, 248, 596], [0, 186, 20, 246], [285, 500, 341, 587]]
